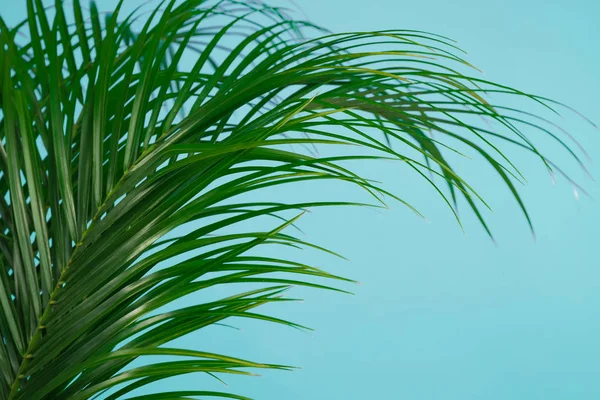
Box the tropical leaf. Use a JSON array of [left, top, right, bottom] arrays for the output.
[[0, 0, 590, 399]]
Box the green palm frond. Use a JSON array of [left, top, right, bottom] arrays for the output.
[[0, 0, 589, 398]]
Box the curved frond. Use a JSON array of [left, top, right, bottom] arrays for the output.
[[0, 0, 589, 398]]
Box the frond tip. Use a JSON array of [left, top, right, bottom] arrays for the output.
[[0, 0, 589, 398]]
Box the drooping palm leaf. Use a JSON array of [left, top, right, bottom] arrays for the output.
[[0, 0, 590, 399]]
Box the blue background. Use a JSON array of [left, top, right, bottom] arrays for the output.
[[4, 1, 600, 398]]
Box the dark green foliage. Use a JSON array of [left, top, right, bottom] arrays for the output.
[[0, 0, 588, 398]]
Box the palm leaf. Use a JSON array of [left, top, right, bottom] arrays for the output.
[[0, 0, 590, 398]]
